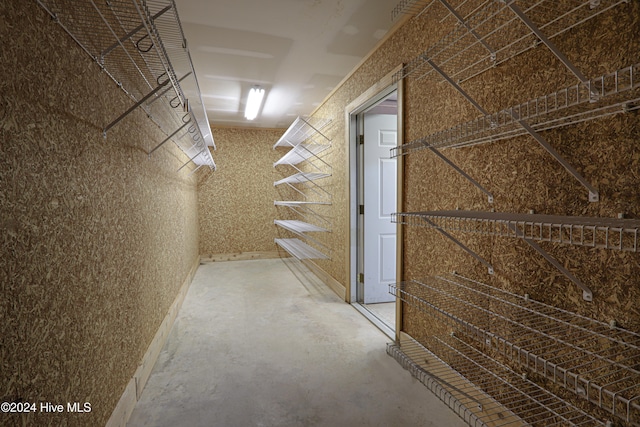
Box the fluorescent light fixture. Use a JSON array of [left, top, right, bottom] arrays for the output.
[[244, 87, 265, 120]]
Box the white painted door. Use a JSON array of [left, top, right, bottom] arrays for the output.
[[363, 113, 397, 303]]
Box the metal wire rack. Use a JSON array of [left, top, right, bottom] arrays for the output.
[[36, 0, 216, 172], [274, 117, 332, 261], [273, 143, 331, 167], [387, 340, 494, 427], [390, 274, 640, 424], [274, 220, 330, 259], [388, 333, 609, 426], [391, 0, 436, 21], [394, 0, 628, 85], [392, 210, 640, 253], [273, 116, 331, 149], [392, 63, 640, 156], [274, 238, 329, 260]]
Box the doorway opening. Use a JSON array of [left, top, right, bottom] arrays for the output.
[[349, 85, 399, 339]]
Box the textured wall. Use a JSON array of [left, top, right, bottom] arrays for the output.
[[310, 0, 640, 330], [198, 127, 284, 256], [1, 2, 201, 426]]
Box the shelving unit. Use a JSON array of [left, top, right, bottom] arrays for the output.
[[390, 274, 640, 424], [393, 210, 640, 253], [391, 0, 633, 202], [393, 209, 640, 301], [394, 0, 628, 85], [273, 238, 329, 260], [392, 63, 640, 156], [273, 116, 332, 260], [36, 0, 216, 172], [386, 1, 638, 426]]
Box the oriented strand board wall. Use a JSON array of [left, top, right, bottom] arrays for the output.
[[310, 2, 640, 327], [1, 2, 201, 426], [198, 127, 284, 256], [307, 3, 639, 421]]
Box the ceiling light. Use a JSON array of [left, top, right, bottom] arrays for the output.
[[244, 87, 265, 120]]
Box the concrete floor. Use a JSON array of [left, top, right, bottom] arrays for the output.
[[363, 302, 396, 330], [127, 258, 465, 427]]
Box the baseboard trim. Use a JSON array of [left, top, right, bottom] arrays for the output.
[[105, 259, 199, 427], [301, 259, 346, 300], [200, 251, 282, 262]]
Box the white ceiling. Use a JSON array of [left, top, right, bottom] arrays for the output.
[[175, 0, 398, 129]]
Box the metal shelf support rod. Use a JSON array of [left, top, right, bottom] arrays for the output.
[[187, 164, 204, 177], [426, 59, 489, 115], [504, 1, 591, 85], [422, 216, 494, 274], [426, 146, 494, 203], [100, 4, 173, 58], [104, 73, 174, 135], [428, 54, 598, 202], [513, 113, 599, 202], [437, 0, 495, 59], [148, 119, 190, 156], [177, 148, 205, 172]]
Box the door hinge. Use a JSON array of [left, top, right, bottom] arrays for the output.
[[358, 273, 364, 283], [359, 135, 364, 145], [359, 204, 364, 215]]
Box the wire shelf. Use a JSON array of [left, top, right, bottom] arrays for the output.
[[274, 220, 328, 234], [392, 210, 640, 253], [36, 0, 216, 171], [274, 220, 329, 252], [273, 143, 330, 167], [391, 274, 640, 424], [273, 116, 331, 148], [274, 172, 330, 186], [387, 340, 492, 427], [390, 333, 608, 426], [274, 238, 329, 260], [391, 0, 437, 21], [392, 63, 640, 156], [394, 0, 628, 85]]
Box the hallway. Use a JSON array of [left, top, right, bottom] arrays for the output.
[[127, 259, 464, 427]]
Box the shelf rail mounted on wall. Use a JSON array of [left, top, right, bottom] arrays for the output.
[[393, 209, 640, 301], [274, 116, 332, 261], [390, 273, 640, 425], [36, 0, 216, 172]]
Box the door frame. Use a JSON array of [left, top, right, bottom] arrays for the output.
[[344, 65, 404, 341]]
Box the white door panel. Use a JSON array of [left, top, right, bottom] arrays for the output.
[[379, 158, 396, 218], [363, 113, 397, 304]]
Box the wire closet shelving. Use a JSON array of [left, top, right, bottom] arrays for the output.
[[393, 210, 640, 253], [393, 0, 629, 85], [391, 0, 634, 203], [36, 0, 216, 173], [273, 116, 332, 261], [392, 63, 640, 157], [390, 274, 640, 425], [388, 334, 611, 427]]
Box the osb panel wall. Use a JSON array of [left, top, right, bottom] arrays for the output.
[[1, 2, 201, 426], [197, 127, 283, 255], [310, 0, 640, 336]]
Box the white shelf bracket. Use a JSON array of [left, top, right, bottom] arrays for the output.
[[414, 216, 494, 274], [426, 59, 489, 115], [437, 0, 495, 60], [505, 2, 592, 88], [426, 146, 494, 203], [511, 112, 599, 202], [508, 223, 593, 301]]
